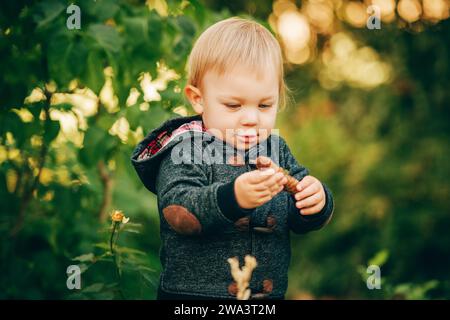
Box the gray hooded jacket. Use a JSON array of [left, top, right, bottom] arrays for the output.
[[131, 114, 334, 299]]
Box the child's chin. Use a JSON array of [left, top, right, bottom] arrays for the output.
[[234, 141, 257, 151]]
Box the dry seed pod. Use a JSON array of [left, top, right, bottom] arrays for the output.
[[256, 156, 299, 194]]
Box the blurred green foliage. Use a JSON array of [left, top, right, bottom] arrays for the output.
[[0, 0, 449, 299]]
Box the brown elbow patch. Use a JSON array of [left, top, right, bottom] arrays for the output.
[[262, 279, 273, 293], [163, 205, 202, 235]]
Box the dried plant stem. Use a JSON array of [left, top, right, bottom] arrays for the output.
[[110, 221, 125, 299]]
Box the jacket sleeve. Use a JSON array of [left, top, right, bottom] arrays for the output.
[[155, 143, 250, 236], [282, 140, 334, 234]]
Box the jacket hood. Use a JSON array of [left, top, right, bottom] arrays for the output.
[[131, 114, 205, 194]]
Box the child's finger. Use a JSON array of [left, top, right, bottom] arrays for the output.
[[256, 174, 287, 193], [264, 172, 285, 188], [296, 175, 315, 192], [267, 174, 287, 187], [253, 171, 282, 189], [296, 192, 323, 209], [299, 202, 325, 215], [258, 195, 273, 205], [294, 182, 320, 201], [272, 176, 287, 189], [269, 183, 281, 193], [277, 184, 284, 193], [271, 185, 284, 197], [254, 173, 283, 191], [247, 169, 275, 184]]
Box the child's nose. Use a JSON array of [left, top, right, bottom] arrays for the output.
[[240, 109, 259, 126]]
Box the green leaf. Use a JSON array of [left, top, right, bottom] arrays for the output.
[[43, 119, 60, 143], [114, 247, 147, 256], [47, 34, 73, 86], [393, 280, 439, 299], [72, 253, 95, 263], [97, 113, 117, 131], [33, 0, 65, 29], [83, 51, 105, 93], [123, 16, 149, 45], [138, 104, 171, 129], [94, 243, 110, 251], [82, 0, 119, 21], [183, 0, 206, 26], [82, 283, 104, 293], [147, 12, 163, 48], [79, 126, 106, 167], [27, 102, 45, 119], [87, 24, 124, 54], [78, 263, 90, 274], [137, 266, 156, 273], [140, 271, 157, 287], [47, 33, 89, 88], [172, 36, 192, 61], [0, 111, 23, 137], [176, 15, 196, 37], [125, 104, 142, 130], [369, 249, 389, 267], [122, 229, 140, 234], [122, 222, 142, 228]]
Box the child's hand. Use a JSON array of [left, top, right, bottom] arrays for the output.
[[294, 176, 326, 215], [234, 169, 288, 209]]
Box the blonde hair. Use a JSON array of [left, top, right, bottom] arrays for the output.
[[186, 17, 291, 110]]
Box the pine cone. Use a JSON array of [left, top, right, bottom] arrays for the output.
[[256, 156, 299, 194]]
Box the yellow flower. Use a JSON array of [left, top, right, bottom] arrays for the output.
[[111, 210, 124, 222], [111, 210, 130, 224]]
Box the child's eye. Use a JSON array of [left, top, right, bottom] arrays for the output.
[[224, 104, 241, 109], [224, 104, 272, 109]]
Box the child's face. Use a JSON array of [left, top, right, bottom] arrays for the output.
[[186, 67, 279, 150]]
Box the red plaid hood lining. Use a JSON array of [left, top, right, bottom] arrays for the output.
[[137, 120, 206, 161]]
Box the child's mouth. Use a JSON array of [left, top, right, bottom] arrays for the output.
[[236, 134, 258, 144]]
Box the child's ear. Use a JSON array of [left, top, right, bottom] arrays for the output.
[[184, 85, 204, 114]]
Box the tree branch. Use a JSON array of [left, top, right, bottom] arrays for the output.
[[98, 160, 113, 223]]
